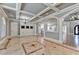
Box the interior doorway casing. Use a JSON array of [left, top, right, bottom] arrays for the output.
[[10, 21, 18, 37]]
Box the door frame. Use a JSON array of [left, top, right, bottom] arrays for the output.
[[9, 20, 19, 37]]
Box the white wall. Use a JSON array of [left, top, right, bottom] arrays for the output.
[[20, 22, 36, 36], [0, 16, 6, 40], [10, 22, 18, 36], [62, 18, 79, 43], [37, 21, 59, 40], [9, 20, 36, 37]]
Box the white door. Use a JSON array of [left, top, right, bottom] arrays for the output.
[[10, 22, 18, 36]]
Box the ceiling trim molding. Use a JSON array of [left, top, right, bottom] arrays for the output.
[[43, 3, 60, 12], [62, 6, 79, 18], [30, 3, 60, 21], [29, 7, 50, 20], [0, 7, 8, 18], [16, 3, 22, 20], [33, 4, 79, 23], [0, 5, 35, 16]]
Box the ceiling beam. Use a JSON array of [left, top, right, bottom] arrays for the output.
[[30, 3, 60, 21], [62, 6, 79, 18], [0, 5, 35, 16], [33, 14, 57, 23], [43, 3, 60, 12], [20, 10, 35, 16], [16, 3, 22, 20], [33, 3, 79, 23], [0, 7, 8, 18], [54, 3, 79, 16], [29, 7, 50, 20], [0, 5, 16, 10]]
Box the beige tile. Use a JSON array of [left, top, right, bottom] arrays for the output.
[[0, 35, 79, 55]]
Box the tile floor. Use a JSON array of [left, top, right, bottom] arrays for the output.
[[0, 35, 79, 55]]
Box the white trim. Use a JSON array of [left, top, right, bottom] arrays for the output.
[[58, 17, 64, 43], [29, 7, 50, 20], [30, 4, 60, 21], [0, 5, 35, 16], [16, 3, 22, 20], [33, 14, 57, 23], [43, 3, 60, 12], [54, 3, 79, 16], [0, 7, 8, 18], [62, 6, 79, 18], [21, 10, 35, 16], [33, 4, 79, 23]]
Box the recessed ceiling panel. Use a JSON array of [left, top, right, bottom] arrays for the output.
[[1, 3, 16, 8], [21, 13, 33, 18], [55, 3, 76, 10], [30, 17, 40, 22], [22, 3, 47, 14], [40, 9, 55, 17], [3, 8, 16, 18], [41, 18, 57, 23]]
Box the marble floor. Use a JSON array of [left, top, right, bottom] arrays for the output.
[[0, 36, 79, 55]]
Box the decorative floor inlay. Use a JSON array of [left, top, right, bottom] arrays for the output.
[[22, 41, 44, 55], [0, 36, 79, 55]]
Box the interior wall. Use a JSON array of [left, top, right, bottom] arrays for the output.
[[0, 16, 6, 40], [37, 18, 59, 40], [44, 23, 59, 40], [45, 32, 59, 40], [64, 18, 79, 35], [46, 19, 58, 40], [63, 17, 79, 43], [6, 18, 10, 36], [70, 21, 79, 33], [20, 22, 36, 36], [9, 20, 36, 37], [10, 21, 18, 36]]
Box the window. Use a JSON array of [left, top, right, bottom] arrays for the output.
[[26, 26, 29, 29], [30, 26, 33, 29], [21, 26, 25, 29]]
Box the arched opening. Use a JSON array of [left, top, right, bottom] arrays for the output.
[[74, 25, 79, 35], [74, 25, 79, 48], [0, 16, 6, 40]]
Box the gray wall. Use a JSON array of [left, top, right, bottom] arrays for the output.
[[0, 16, 6, 40], [37, 18, 59, 40], [62, 17, 79, 43], [45, 31, 59, 40], [0, 17, 2, 38]]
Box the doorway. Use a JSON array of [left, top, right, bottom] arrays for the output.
[[10, 22, 18, 37]]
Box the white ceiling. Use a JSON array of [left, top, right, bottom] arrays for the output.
[[22, 3, 47, 14], [0, 3, 78, 23], [1, 3, 16, 8], [3, 8, 16, 18]]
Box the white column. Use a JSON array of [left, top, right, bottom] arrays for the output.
[[40, 23, 46, 45], [58, 17, 64, 43], [34, 23, 37, 35], [43, 23, 46, 38]]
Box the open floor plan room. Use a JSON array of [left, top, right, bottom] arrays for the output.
[[0, 3, 79, 55], [0, 35, 79, 55]]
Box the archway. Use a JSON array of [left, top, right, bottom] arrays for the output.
[[0, 16, 6, 40], [74, 25, 79, 48]]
